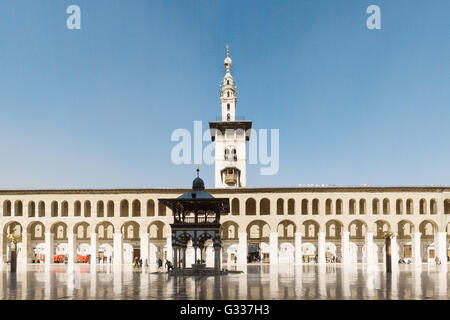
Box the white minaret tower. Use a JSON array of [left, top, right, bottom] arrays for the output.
[[209, 46, 252, 188]]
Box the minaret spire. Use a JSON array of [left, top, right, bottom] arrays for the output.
[[221, 46, 236, 122]]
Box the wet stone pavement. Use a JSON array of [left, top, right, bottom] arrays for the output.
[[0, 263, 448, 300]]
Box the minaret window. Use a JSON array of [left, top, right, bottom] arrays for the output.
[[227, 104, 230, 111], [227, 113, 230, 121], [227, 80, 230, 85], [227, 91, 230, 97]]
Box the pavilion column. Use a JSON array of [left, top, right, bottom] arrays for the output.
[[269, 232, 278, 265], [214, 246, 221, 271], [364, 232, 374, 266], [140, 232, 149, 266], [294, 232, 302, 265], [412, 232, 422, 264], [44, 232, 54, 266], [113, 232, 123, 266], [317, 232, 326, 265], [173, 246, 178, 270], [67, 231, 77, 266], [166, 234, 173, 263], [183, 247, 186, 268], [237, 232, 247, 265], [434, 232, 447, 265], [90, 232, 98, 265], [341, 231, 350, 266]]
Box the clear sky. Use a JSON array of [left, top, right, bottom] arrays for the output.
[[0, 0, 448, 189]]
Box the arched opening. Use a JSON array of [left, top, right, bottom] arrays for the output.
[[325, 199, 332, 215], [96, 221, 114, 240], [120, 200, 129, 217], [419, 220, 438, 239], [132, 200, 141, 217], [325, 220, 342, 239], [28, 201, 35, 217], [383, 198, 390, 215], [335, 199, 342, 215], [302, 220, 319, 239], [419, 199, 427, 215], [147, 200, 155, 216], [74, 201, 81, 217], [61, 201, 68, 217], [375, 220, 391, 239], [349, 199, 356, 215], [74, 222, 91, 241], [97, 201, 104, 217], [277, 199, 284, 215], [288, 199, 295, 215], [398, 220, 415, 239], [84, 201, 91, 217], [406, 199, 413, 214], [245, 198, 256, 215], [221, 221, 239, 240], [372, 198, 379, 214], [51, 201, 58, 217], [312, 199, 319, 215], [301, 199, 308, 215], [277, 220, 296, 239], [14, 200, 23, 217], [396, 199, 403, 215], [445, 199, 450, 214], [121, 221, 140, 240], [359, 199, 366, 215], [231, 198, 239, 215], [349, 220, 367, 239], [38, 201, 45, 217], [246, 220, 270, 240], [260, 198, 270, 215], [107, 200, 114, 217], [2, 200, 11, 217], [430, 199, 437, 215], [148, 221, 166, 240]]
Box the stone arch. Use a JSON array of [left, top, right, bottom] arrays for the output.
[[445, 199, 450, 214], [419, 199, 427, 215], [396, 199, 403, 215], [96, 221, 114, 240], [419, 220, 438, 239], [372, 198, 380, 214], [148, 221, 166, 240], [406, 199, 413, 214], [276, 198, 284, 215], [231, 198, 239, 215], [246, 220, 270, 240], [312, 199, 319, 215], [245, 198, 256, 215], [325, 199, 332, 215], [221, 221, 239, 240], [335, 199, 343, 215], [121, 221, 140, 240], [14, 200, 23, 217], [430, 199, 437, 215], [374, 220, 391, 239], [74, 200, 81, 217], [348, 219, 367, 239], [398, 220, 415, 239], [84, 200, 91, 217], [120, 199, 129, 217], [3, 221, 23, 238], [359, 199, 366, 214], [260, 198, 270, 215], [382, 198, 390, 214], [301, 199, 308, 215], [302, 220, 320, 239], [325, 220, 343, 239], [73, 222, 91, 240], [277, 220, 296, 239], [27, 221, 45, 241], [50, 222, 68, 241], [146, 199, 155, 216], [349, 199, 356, 214]]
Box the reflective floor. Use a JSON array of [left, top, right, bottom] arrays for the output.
[[0, 263, 448, 300]]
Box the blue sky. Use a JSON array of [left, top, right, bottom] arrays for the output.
[[0, 0, 448, 189]]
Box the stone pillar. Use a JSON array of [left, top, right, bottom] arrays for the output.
[[214, 246, 221, 271], [237, 232, 247, 265], [149, 243, 157, 265], [434, 232, 447, 266], [269, 232, 278, 265], [0, 231, 3, 267], [166, 234, 173, 262], [294, 232, 302, 265], [341, 231, 350, 266], [113, 232, 123, 266], [391, 235, 399, 269], [412, 232, 422, 264], [364, 232, 374, 266], [318, 232, 326, 265], [140, 232, 149, 266], [173, 246, 178, 270], [19, 231, 28, 266], [67, 231, 77, 266], [44, 232, 54, 266], [90, 232, 98, 265]]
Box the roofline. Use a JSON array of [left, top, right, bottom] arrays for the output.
[[0, 186, 448, 195]]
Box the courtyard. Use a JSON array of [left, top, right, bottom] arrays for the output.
[[0, 263, 448, 300]]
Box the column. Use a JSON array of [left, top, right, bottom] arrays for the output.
[[318, 232, 326, 265], [67, 231, 77, 266], [0, 231, 3, 267], [214, 246, 221, 271], [140, 232, 149, 266], [364, 232, 374, 266], [113, 232, 123, 266], [294, 232, 302, 265], [19, 231, 28, 266], [173, 246, 178, 270], [149, 243, 157, 265], [90, 232, 98, 266], [341, 231, 350, 266], [391, 235, 399, 269], [269, 232, 278, 265], [434, 232, 447, 267], [166, 234, 173, 262], [237, 232, 247, 265], [412, 232, 422, 264], [44, 232, 54, 266]]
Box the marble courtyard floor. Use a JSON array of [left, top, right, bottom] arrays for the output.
[[0, 263, 448, 300]]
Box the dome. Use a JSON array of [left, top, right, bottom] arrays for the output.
[[192, 177, 205, 190], [224, 56, 232, 68]]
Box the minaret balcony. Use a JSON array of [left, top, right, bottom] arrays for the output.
[[225, 172, 238, 185]]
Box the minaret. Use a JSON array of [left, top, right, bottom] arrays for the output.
[[209, 46, 252, 188]]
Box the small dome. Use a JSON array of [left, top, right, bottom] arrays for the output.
[[192, 177, 205, 190], [224, 56, 232, 68]]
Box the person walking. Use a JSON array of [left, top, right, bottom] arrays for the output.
[[157, 258, 163, 270]]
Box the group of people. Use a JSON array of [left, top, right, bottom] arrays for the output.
[[157, 258, 173, 271]]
